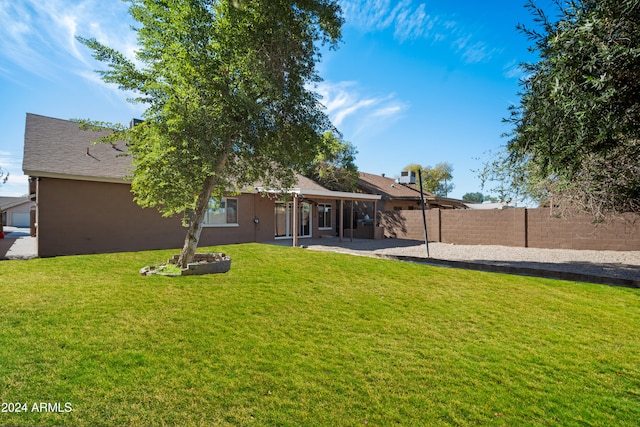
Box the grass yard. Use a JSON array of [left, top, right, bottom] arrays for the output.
[[0, 243, 639, 426]]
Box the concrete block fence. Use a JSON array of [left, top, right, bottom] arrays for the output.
[[379, 208, 640, 251]]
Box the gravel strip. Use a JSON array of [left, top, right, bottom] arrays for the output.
[[302, 237, 640, 282]]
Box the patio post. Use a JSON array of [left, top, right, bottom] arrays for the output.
[[350, 200, 354, 242], [292, 193, 298, 247], [373, 200, 378, 226], [339, 199, 344, 242]]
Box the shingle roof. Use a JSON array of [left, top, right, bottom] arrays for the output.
[[21, 113, 333, 192], [0, 197, 32, 211], [291, 173, 328, 191], [357, 171, 468, 209], [251, 172, 331, 193], [357, 171, 427, 200], [23, 113, 131, 182]]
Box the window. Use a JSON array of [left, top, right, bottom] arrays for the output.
[[318, 203, 332, 229], [204, 197, 238, 226]]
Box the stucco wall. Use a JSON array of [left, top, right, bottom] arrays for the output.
[[36, 178, 273, 257], [380, 208, 640, 251]]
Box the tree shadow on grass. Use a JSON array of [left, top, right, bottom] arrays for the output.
[[402, 257, 640, 288]]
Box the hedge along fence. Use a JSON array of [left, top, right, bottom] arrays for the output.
[[379, 208, 640, 251]]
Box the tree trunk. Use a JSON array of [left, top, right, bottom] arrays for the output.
[[177, 175, 217, 269], [177, 141, 233, 269]]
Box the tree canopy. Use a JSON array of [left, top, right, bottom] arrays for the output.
[[78, 0, 343, 266], [486, 0, 640, 217], [301, 131, 359, 192], [405, 162, 454, 197], [462, 192, 498, 204]]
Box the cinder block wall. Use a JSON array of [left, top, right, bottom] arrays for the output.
[[379, 210, 434, 241], [526, 209, 640, 250], [440, 208, 526, 247], [380, 208, 640, 251]]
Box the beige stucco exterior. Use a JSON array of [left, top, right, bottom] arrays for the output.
[[22, 114, 381, 257], [34, 177, 345, 257]]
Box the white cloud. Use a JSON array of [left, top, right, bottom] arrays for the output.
[[0, 0, 137, 82], [371, 105, 404, 118], [0, 150, 19, 170], [0, 151, 28, 197], [455, 38, 500, 64], [394, 3, 432, 42], [503, 59, 525, 80], [340, 0, 499, 64], [316, 81, 408, 137]]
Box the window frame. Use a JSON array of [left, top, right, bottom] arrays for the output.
[[318, 203, 333, 230], [203, 197, 239, 227]]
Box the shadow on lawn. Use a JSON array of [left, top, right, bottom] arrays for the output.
[[398, 256, 640, 288]]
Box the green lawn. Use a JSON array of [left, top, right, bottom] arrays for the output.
[[0, 243, 639, 426]]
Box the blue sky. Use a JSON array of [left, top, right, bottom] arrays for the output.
[[0, 0, 547, 198]]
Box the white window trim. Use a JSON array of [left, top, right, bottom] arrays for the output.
[[202, 223, 239, 228], [204, 197, 239, 227]]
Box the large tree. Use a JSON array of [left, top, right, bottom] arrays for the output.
[[79, 0, 343, 267], [489, 0, 640, 217], [301, 131, 359, 192], [405, 162, 454, 197]]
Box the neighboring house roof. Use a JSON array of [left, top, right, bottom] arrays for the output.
[[23, 113, 132, 183], [0, 197, 32, 211], [357, 171, 467, 209], [357, 171, 428, 200]]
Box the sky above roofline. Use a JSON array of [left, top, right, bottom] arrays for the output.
[[0, 0, 550, 199]]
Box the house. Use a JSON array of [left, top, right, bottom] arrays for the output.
[[314, 171, 467, 240], [0, 197, 35, 228], [357, 171, 468, 211], [22, 113, 379, 257]]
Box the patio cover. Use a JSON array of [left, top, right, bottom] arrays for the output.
[[255, 186, 381, 246]]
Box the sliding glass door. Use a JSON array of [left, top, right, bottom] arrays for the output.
[[274, 202, 311, 239]]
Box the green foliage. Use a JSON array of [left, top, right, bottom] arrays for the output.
[[462, 192, 489, 203], [496, 0, 640, 217], [404, 162, 454, 197], [477, 148, 546, 205], [301, 131, 359, 191], [77, 0, 344, 264], [79, 0, 343, 214]]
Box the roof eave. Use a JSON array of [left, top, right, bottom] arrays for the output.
[[24, 170, 130, 185], [257, 187, 381, 201]]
